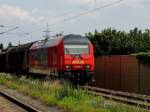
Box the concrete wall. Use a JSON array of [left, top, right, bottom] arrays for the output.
[[92, 55, 150, 95]]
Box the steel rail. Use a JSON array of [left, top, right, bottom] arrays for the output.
[[0, 91, 41, 112], [82, 86, 150, 109]]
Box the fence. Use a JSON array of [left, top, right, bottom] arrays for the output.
[[92, 55, 150, 95]]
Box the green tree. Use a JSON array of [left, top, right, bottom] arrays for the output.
[[88, 28, 150, 56], [0, 43, 3, 50], [7, 42, 12, 48]]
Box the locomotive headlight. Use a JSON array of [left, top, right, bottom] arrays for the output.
[[85, 65, 90, 69], [66, 65, 72, 69]]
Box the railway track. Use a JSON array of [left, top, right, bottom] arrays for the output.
[[0, 91, 40, 112], [82, 86, 150, 109]]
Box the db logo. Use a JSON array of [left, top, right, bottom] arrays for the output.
[[72, 60, 84, 64]]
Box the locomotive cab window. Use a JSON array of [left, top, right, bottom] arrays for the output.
[[64, 44, 89, 54]]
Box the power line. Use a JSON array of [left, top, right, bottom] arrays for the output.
[[48, 0, 124, 27], [0, 0, 124, 38], [5, 0, 123, 37], [6, 33, 29, 35], [20, 0, 96, 35], [27, 26, 46, 34], [0, 27, 19, 35], [27, 0, 123, 35], [55, 0, 96, 18]]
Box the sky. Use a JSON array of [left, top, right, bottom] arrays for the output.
[[0, 0, 150, 47]]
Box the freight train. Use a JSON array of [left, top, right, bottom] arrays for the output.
[[0, 34, 94, 84]]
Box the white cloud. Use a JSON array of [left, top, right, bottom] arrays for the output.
[[0, 4, 45, 23]]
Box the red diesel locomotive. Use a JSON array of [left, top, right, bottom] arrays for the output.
[[0, 34, 94, 84], [29, 34, 94, 84]]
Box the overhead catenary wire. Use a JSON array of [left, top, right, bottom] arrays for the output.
[[27, 0, 123, 35], [27, 0, 98, 34], [1, 1, 96, 37], [1, 0, 124, 37], [0, 27, 19, 35], [55, 0, 97, 18], [48, 0, 123, 27], [5, 33, 29, 35]]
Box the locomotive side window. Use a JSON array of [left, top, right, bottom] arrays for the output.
[[40, 48, 48, 66], [30, 49, 48, 66], [64, 44, 89, 54]]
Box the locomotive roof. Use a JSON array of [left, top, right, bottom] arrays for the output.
[[63, 34, 89, 44], [30, 37, 62, 50]]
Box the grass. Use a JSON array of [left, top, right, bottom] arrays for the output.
[[0, 73, 149, 112]]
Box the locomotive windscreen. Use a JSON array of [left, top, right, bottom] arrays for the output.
[[63, 34, 90, 54], [64, 44, 89, 54]]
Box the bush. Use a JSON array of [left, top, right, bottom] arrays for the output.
[[88, 28, 150, 56]]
